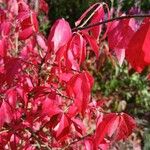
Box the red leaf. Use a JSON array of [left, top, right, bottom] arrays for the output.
[[36, 34, 48, 51], [0, 39, 7, 57], [0, 9, 6, 22], [16, 85, 29, 106], [0, 101, 13, 128], [72, 118, 86, 136], [0, 105, 4, 128], [2, 101, 13, 123], [3, 57, 21, 85], [19, 26, 34, 40], [108, 18, 136, 65], [48, 19, 72, 53], [84, 138, 94, 150], [94, 113, 136, 147], [8, 0, 18, 15], [0, 21, 11, 37], [18, 11, 38, 40], [39, 0, 48, 14], [67, 104, 78, 118], [18, 1, 30, 12], [70, 33, 86, 66], [59, 72, 74, 82], [114, 113, 136, 141], [94, 113, 117, 146], [6, 88, 17, 109], [53, 114, 70, 140], [75, 3, 101, 26], [126, 18, 150, 72], [98, 139, 110, 150], [67, 71, 94, 114], [55, 33, 87, 71], [42, 97, 62, 117], [65, 46, 80, 70], [89, 6, 104, 39], [82, 31, 99, 58]]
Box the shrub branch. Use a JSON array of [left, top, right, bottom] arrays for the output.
[[72, 14, 150, 31]]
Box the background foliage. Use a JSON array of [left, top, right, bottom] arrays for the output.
[[47, 0, 150, 26]]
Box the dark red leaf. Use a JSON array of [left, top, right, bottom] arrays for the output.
[[126, 18, 150, 72], [108, 18, 136, 65], [0, 101, 13, 127], [53, 114, 70, 140], [39, 0, 48, 14], [94, 113, 136, 147], [82, 31, 99, 58]]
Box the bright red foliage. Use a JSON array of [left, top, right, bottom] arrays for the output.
[[126, 18, 150, 72], [0, 0, 149, 149], [108, 18, 137, 65], [48, 18, 72, 53]]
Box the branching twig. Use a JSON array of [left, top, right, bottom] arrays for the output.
[[26, 128, 52, 150], [20, 58, 37, 66], [72, 14, 150, 31], [62, 133, 92, 150], [50, 84, 74, 101]]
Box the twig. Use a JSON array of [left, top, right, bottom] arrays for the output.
[[26, 128, 52, 150], [62, 133, 92, 150], [19, 58, 37, 66], [37, 53, 47, 86], [72, 14, 150, 31], [49, 62, 81, 73], [50, 84, 74, 101]]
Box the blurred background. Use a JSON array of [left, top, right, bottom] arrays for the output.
[[47, 0, 150, 26]]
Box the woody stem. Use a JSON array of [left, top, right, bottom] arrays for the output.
[[72, 14, 150, 31]]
